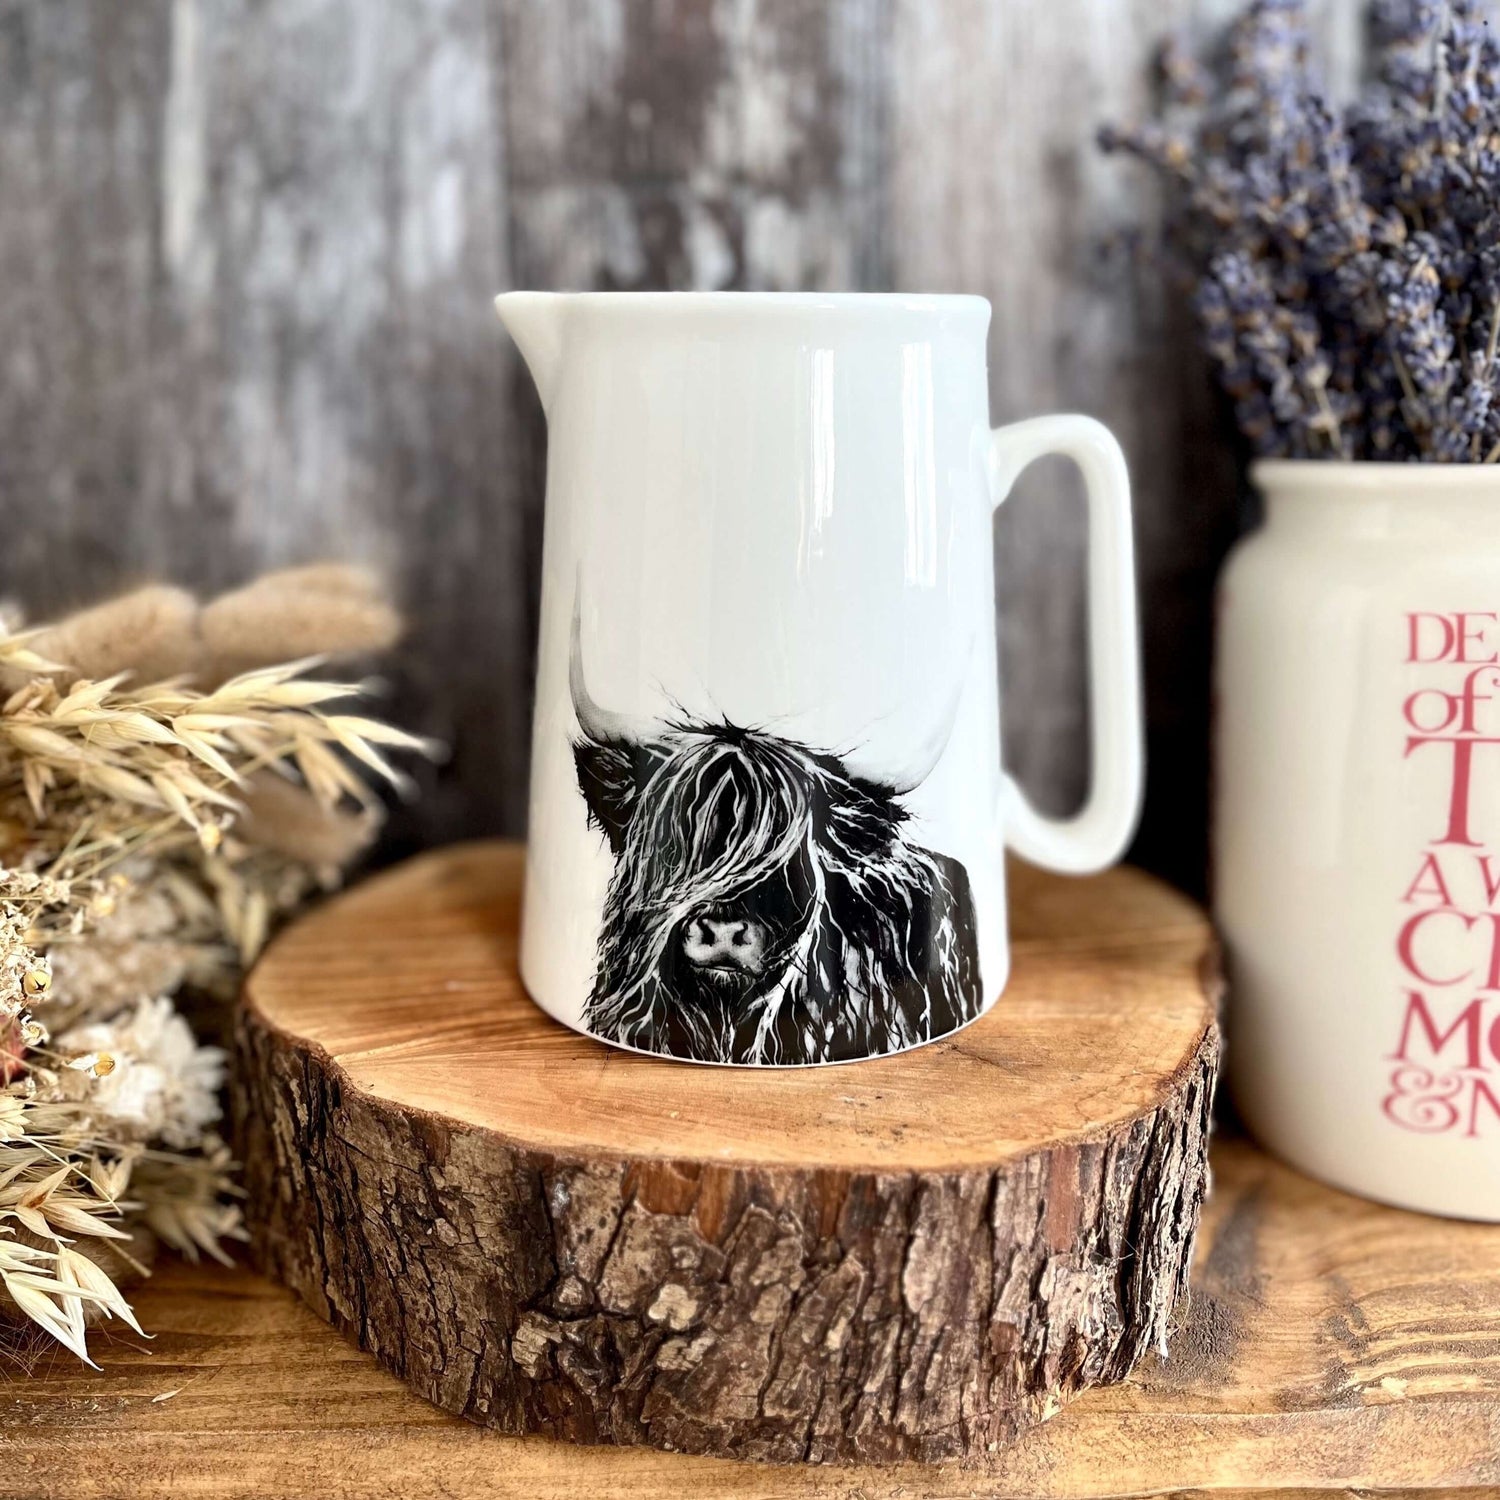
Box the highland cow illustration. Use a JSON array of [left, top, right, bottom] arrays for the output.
[[570, 609, 982, 1064]]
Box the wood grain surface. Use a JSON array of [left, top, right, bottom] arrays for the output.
[[5, 1139, 1499, 1499], [0, 0, 1368, 894], [233, 841, 1219, 1461], [241, 841, 1217, 1169]]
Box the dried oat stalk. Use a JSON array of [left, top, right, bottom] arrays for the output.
[[0, 567, 430, 1363]]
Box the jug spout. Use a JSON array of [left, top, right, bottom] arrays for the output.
[[494, 292, 565, 415]]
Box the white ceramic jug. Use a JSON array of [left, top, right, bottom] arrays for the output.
[[498, 291, 1143, 1067], [1218, 460, 1500, 1219]]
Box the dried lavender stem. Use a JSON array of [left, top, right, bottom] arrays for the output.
[[1100, 0, 1500, 462]]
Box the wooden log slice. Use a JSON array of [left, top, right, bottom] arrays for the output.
[[233, 841, 1220, 1465]]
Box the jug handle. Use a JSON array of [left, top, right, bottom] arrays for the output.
[[988, 415, 1143, 874]]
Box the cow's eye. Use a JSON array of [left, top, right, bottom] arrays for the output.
[[732, 925, 748, 946]]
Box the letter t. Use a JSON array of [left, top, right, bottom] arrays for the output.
[[1406, 736, 1500, 847]]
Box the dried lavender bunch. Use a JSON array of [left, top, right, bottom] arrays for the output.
[[1102, 0, 1500, 461]]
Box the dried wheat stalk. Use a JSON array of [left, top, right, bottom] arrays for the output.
[[0, 567, 430, 1364]]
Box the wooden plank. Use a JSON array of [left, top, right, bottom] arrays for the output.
[[0, 0, 1361, 892], [886, 0, 1239, 883], [0, 0, 531, 847], [4, 1137, 1499, 1497]]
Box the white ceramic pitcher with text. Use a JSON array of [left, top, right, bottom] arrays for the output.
[[497, 292, 1143, 1067], [1218, 460, 1500, 1218]]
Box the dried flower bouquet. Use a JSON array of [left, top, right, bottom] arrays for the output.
[[1102, 0, 1500, 461], [0, 566, 429, 1363]]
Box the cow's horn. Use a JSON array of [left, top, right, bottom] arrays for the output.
[[847, 659, 969, 796], [570, 595, 659, 745]]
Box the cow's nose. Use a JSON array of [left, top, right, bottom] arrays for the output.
[[683, 917, 762, 968]]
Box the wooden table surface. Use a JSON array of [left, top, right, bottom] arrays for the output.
[[4, 1137, 1499, 1499]]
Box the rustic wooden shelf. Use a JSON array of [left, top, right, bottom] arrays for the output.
[[4, 1136, 1499, 1499]]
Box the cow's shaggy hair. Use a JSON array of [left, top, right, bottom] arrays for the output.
[[575, 720, 981, 1065]]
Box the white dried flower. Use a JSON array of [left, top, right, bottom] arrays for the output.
[[64, 1051, 113, 1077], [56, 997, 225, 1149]]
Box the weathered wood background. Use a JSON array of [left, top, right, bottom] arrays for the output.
[[0, 0, 1364, 894]]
